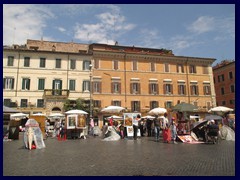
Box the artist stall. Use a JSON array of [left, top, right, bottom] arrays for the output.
[[65, 110, 88, 139], [123, 113, 141, 138], [29, 113, 46, 139]]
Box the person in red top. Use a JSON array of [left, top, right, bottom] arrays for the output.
[[109, 117, 114, 126]]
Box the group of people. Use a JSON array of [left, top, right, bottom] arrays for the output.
[[102, 113, 178, 144]]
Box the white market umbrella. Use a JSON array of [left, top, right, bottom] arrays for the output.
[[141, 115, 155, 119], [208, 106, 234, 113], [10, 113, 28, 119], [101, 106, 125, 113], [106, 115, 123, 120], [148, 107, 167, 116], [65, 109, 88, 115], [48, 113, 65, 118], [32, 113, 46, 116]]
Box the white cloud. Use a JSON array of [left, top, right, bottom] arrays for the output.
[[74, 6, 135, 44], [3, 4, 54, 45], [187, 16, 215, 34], [57, 27, 67, 33]]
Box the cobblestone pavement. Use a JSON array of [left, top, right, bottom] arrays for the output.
[[3, 133, 235, 176]]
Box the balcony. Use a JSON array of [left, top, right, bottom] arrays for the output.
[[44, 89, 69, 99]]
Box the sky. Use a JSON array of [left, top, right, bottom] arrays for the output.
[[3, 4, 235, 65]]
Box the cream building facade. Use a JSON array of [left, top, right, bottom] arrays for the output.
[[3, 40, 92, 115]]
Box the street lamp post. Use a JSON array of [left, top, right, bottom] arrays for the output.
[[89, 64, 93, 119]]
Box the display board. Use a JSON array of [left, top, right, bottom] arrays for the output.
[[124, 113, 141, 137]]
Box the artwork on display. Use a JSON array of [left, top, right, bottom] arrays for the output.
[[77, 115, 86, 128], [67, 115, 77, 129], [124, 113, 141, 137]]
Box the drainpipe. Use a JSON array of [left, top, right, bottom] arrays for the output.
[[124, 52, 127, 109], [185, 58, 190, 103], [15, 50, 20, 97]]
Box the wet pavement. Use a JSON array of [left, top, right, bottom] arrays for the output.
[[3, 133, 235, 176]]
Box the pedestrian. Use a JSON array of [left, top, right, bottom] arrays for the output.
[[133, 114, 141, 140], [153, 116, 161, 141], [101, 122, 109, 139], [119, 122, 125, 139], [162, 113, 171, 143], [170, 117, 178, 144], [139, 119, 144, 137], [146, 118, 152, 137]]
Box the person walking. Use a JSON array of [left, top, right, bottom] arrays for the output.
[[170, 117, 178, 144], [133, 114, 141, 140], [162, 113, 171, 143], [153, 116, 161, 141], [146, 118, 152, 137]]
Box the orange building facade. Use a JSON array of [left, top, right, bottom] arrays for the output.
[[213, 60, 235, 109], [89, 44, 216, 119]]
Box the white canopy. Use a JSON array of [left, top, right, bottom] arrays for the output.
[[65, 109, 88, 114]]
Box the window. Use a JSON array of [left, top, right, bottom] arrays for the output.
[[190, 85, 198, 95], [164, 84, 173, 94], [203, 66, 208, 74], [230, 100, 235, 105], [221, 87, 225, 95], [7, 56, 14, 66], [203, 85, 211, 95], [113, 60, 119, 70], [131, 101, 140, 112], [3, 77, 14, 89], [94, 59, 99, 69], [165, 101, 172, 109], [37, 99, 44, 108], [111, 82, 121, 94], [24, 57, 30, 67], [177, 64, 184, 73], [93, 100, 101, 108], [230, 85, 235, 93], [229, 71, 233, 79], [189, 65, 196, 73], [56, 59, 61, 68], [132, 60, 137, 71], [150, 101, 159, 109], [218, 74, 224, 82], [38, 79, 45, 90], [70, 59, 76, 69], [150, 62, 155, 72], [22, 78, 30, 90], [83, 81, 90, 92], [222, 101, 226, 106], [178, 84, 186, 95], [83, 60, 91, 70], [93, 82, 101, 93], [131, 82, 140, 94], [69, 80, 76, 91], [21, 99, 28, 107], [112, 100, 121, 106], [149, 83, 158, 94], [40, 58, 46, 68], [164, 63, 170, 72], [4, 99, 11, 107]]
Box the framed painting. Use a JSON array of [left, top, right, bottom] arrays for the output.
[[67, 115, 77, 129], [76, 114, 86, 128]]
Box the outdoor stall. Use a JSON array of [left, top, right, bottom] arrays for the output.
[[65, 109, 88, 139], [29, 113, 46, 139], [123, 113, 141, 138]]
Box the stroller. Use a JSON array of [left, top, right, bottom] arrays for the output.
[[205, 123, 219, 144]]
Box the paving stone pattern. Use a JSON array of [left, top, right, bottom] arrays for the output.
[[3, 133, 235, 176]]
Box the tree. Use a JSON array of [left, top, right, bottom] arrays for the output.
[[63, 98, 89, 113]]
